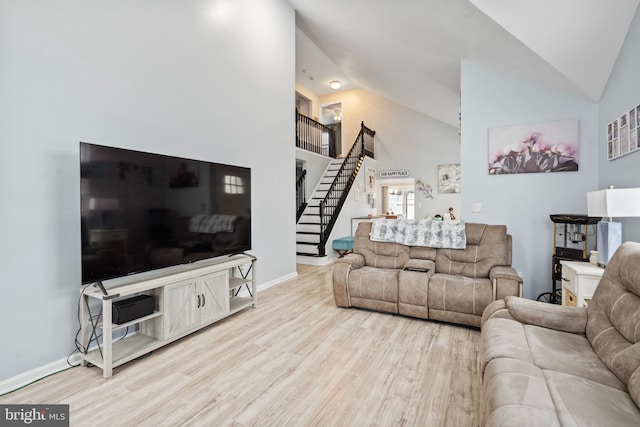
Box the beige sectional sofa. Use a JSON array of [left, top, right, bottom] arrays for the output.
[[480, 242, 640, 426], [332, 221, 522, 328]]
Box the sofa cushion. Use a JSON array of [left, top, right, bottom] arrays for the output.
[[347, 266, 399, 304], [481, 318, 625, 392], [353, 221, 410, 269], [524, 323, 626, 392], [543, 370, 640, 426], [483, 358, 560, 426], [481, 318, 533, 373], [429, 274, 492, 317], [434, 224, 510, 278]]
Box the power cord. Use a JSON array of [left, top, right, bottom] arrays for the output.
[[67, 285, 128, 368]]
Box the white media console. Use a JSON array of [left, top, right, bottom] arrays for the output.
[[80, 254, 256, 378]]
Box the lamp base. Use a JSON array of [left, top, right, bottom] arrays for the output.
[[597, 221, 621, 265]]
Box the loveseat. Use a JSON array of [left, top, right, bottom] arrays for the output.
[[480, 242, 640, 426], [332, 221, 522, 328]]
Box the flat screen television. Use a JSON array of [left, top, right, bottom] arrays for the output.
[[80, 142, 251, 285]]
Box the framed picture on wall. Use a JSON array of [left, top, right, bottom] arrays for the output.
[[607, 104, 640, 160], [488, 119, 579, 174], [438, 164, 460, 194], [365, 167, 376, 193]]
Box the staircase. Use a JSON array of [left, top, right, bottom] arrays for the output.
[[296, 122, 375, 257], [296, 159, 345, 256]]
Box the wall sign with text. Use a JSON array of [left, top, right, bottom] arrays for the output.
[[379, 169, 409, 178]]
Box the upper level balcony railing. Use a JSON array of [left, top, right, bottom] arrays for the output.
[[296, 109, 336, 158]]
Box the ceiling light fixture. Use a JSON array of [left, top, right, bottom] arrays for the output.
[[329, 80, 342, 90]]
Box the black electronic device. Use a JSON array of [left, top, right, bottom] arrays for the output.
[[80, 142, 252, 285], [112, 294, 155, 324]]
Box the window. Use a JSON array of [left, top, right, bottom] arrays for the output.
[[224, 175, 244, 194]]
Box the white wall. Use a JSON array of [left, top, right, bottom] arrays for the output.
[[0, 0, 295, 382], [295, 148, 331, 203], [460, 60, 599, 300], [319, 88, 460, 220], [598, 6, 640, 242], [295, 82, 321, 121]]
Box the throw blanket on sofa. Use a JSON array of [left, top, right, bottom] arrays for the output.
[[370, 219, 466, 249], [189, 214, 237, 234]]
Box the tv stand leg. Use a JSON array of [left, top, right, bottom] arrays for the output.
[[102, 298, 113, 378], [80, 293, 90, 367]]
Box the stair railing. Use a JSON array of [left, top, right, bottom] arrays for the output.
[[296, 169, 307, 221], [296, 109, 337, 158], [317, 122, 375, 255]]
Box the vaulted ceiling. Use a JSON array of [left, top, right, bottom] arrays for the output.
[[290, 0, 640, 127]]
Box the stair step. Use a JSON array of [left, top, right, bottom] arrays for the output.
[[296, 243, 319, 255], [296, 252, 323, 257], [296, 234, 320, 243], [297, 224, 321, 232], [298, 220, 321, 223]]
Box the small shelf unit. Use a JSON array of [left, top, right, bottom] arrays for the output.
[[80, 254, 256, 378]]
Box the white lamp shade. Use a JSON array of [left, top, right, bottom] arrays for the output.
[[587, 188, 640, 218]]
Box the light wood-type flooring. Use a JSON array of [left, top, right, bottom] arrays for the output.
[[1, 264, 482, 426]]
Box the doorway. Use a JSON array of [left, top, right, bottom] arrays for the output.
[[379, 179, 415, 219], [295, 92, 312, 117], [319, 101, 343, 157]]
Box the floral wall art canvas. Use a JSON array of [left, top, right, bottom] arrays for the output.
[[438, 164, 460, 193], [488, 119, 579, 174]]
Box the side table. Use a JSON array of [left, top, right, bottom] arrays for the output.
[[560, 260, 604, 307]]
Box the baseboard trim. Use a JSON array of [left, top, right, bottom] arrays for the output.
[[1, 271, 299, 395], [296, 254, 334, 265], [0, 356, 78, 396], [235, 271, 298, 296]]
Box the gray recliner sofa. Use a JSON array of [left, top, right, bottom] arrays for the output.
[[332, 221, 522, 328], [480, 241, 640, 426]]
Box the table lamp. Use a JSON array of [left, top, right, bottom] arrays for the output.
[[587, 187, 640, 265]]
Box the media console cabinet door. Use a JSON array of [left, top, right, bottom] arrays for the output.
[[200, 271, 230, 324], [164, 279, 200, 339], [163, 271, 230, 339]]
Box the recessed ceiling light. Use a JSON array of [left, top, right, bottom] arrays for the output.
[[330, 80, 342, 90]]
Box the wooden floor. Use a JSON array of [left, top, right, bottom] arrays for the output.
[[1, 264, 482, 426]]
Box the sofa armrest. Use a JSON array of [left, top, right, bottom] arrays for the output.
[[332, 253, 365, 307], [503, 296, 588, 334], [335, 253, 365, 269], [489, 266, 523, 299], [481, 299, 516, 327], [403, 258, 435, 273]]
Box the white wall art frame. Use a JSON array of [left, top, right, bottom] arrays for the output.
[[607, 104, 640, 160]]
